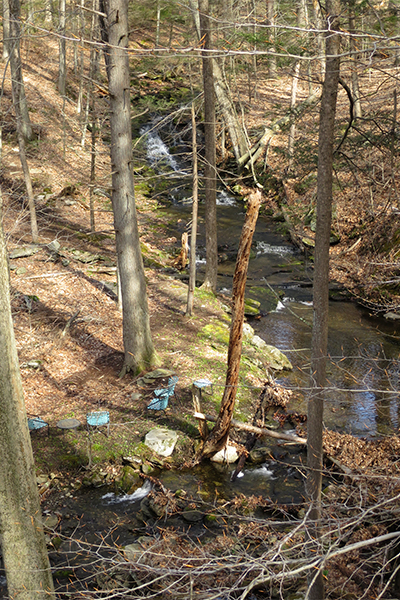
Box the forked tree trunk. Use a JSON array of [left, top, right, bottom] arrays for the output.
[[238, 90, 319, 170], [99, 0, 157, 375], [307, 1, 341, 598], [0, 191, 54, 599], [196, 190, 261, 461]]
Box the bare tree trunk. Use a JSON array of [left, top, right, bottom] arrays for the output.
[[89, 108, 97, 232], [312, 0, 325, 78], [0, 191, 54, 599], [348, 0, 362, 118], [186, 103, 198, 316], [307, 1, 341, 598], [76, 0, 85, 113], [44, 0, 54, 24], [9, 0, 33, 142], [287, 60, 301, 172], [212, 58, 247, 162], [17, 128, 38, 242], [266, 0, 277, 79], [287, 0, 307, 173], [3, 0, 10, 60], [196, 190, 261, 461], [99, 0, 157, 376], [58, 0, 66, 95], [199, 0, 218, 292]]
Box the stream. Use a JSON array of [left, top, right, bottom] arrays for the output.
[[142, 119, 400, 440], [2, 118, 399, 598]]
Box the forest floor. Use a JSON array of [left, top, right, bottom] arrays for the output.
[[2, 35, 400, 599]]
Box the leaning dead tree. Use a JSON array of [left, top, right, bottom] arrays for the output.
[[212, 58, 248, 163], [196, 190, 261, 461], [238, 91, 320, 170]]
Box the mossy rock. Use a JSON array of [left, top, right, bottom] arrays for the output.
[[246, 336, 292, 371], [244, 297, 261, 316], [116, 465, 141, 494], [199, 322, 230, 346], [247, 286, 280, 312]]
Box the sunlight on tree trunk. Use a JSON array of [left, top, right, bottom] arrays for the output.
[[199, 0, 218, 293], [99, 0, 157, 375], [58, 0, 66, 96], [9, 0, 33, 141], [3, 0, 10, 60], [197, 190, 261, 461], [0, 190, 54, 599]]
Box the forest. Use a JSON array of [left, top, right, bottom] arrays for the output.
[[1, 0, 400, 599]]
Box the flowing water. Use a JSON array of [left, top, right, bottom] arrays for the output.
[[141, 119, 400, 441], [3, 117, 398, 598]]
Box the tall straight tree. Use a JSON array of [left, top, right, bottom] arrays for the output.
[[9, 0, 33, 141], [199, 0, 218, 292], [0, 191, 54, 599], [99, 0, 157, 376], [58, 0, 66, 95], [307, 1, 341, 598]]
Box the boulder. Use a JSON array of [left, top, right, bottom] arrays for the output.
[[251, 336, 292, 370], [144, 428, 178, 457]]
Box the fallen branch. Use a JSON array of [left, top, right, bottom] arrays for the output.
[[238, 91, 320, 170], [193, 412, 307, 444]]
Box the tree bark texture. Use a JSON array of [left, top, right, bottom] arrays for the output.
[[9, 0, 33, 141], [58, 0, 66, 95], [307, 1, 341, 598], [199, 0, 218, 293], [348, 0, 362, 118], [100, 0, 156, 375], [186, 103, 199, 317], [16, 127, 38, 242], [0, 192, 54, 599], [266, 0, 277, 78], [197, 190, 261, 461], [3, 0, 10, 59]]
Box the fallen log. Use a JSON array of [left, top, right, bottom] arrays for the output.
[[238, 91, 320, 170], [193, 411, 307, 444]]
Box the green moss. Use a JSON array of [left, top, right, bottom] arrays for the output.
[[199, 322, 230, 346]]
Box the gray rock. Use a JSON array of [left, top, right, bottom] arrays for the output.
[[137, 369, 176, 386], [210, 444, 239, 464], [47, 240, 61, 253], [9, 245, 40, 259], [145, 428, 178, 457], [43, 514, 59, 530], [384, 312, 400, 321], [182, 509, 204, 523], [249, 447, 270, 464], [251, 337, 292, 370]]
